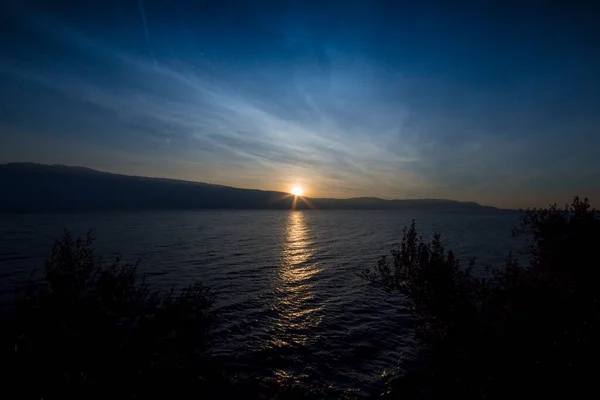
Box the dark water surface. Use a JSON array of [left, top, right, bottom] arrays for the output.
[[0, 210, 523, 396]]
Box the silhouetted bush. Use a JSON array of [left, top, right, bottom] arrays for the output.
[[362, 197, 600, 399], [0, 232, 351, 399], [1, 231, 217, 399], [4, 197, 599, 399]]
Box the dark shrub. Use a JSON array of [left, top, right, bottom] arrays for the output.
[[2, 231, 216, 399], [363, 197, 600, 399]]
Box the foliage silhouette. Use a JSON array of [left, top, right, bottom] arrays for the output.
[[362, 197, 600, 399], [3, 197, 599, 399], [1, 231, 219, 399]]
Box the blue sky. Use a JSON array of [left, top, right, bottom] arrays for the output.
[[1, 1, 599, 208]]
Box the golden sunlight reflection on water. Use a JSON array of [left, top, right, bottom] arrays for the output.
[[271, 211, 323, 349]]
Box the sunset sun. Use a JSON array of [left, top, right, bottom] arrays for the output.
[[290, 186, 304, 196]]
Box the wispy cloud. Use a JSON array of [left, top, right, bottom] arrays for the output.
[[1, 7, 599, 208], [0, 26, 429, 197], [137, 0, 156, 68]]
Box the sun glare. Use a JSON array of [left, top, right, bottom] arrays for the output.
[[291, 186, 304, 196]]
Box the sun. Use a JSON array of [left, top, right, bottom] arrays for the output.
[[290, 185, 304, 196]]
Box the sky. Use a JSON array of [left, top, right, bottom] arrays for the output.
[[0, 1, 599, 208]]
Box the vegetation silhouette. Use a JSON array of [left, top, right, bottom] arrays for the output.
[[0, 231, 337, 399], [361, 196, 600, 399], [1, 231, 225, 399], [2, 197, 598, 399]]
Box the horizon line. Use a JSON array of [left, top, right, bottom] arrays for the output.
[[0, 161, 514, 210]]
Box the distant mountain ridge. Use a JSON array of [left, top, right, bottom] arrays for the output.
[[0, 163, 504, 213]]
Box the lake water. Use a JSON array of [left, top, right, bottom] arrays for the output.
[[0, 210, 524, 396]]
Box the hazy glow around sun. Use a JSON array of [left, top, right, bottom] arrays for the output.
[[291, 186, 304, 196]]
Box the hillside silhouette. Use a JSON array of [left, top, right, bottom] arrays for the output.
[[0, 163, 502, 213]]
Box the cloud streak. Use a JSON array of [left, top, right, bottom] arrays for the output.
[[137, 0, 156, 68], [9, 58, 425, 197]]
